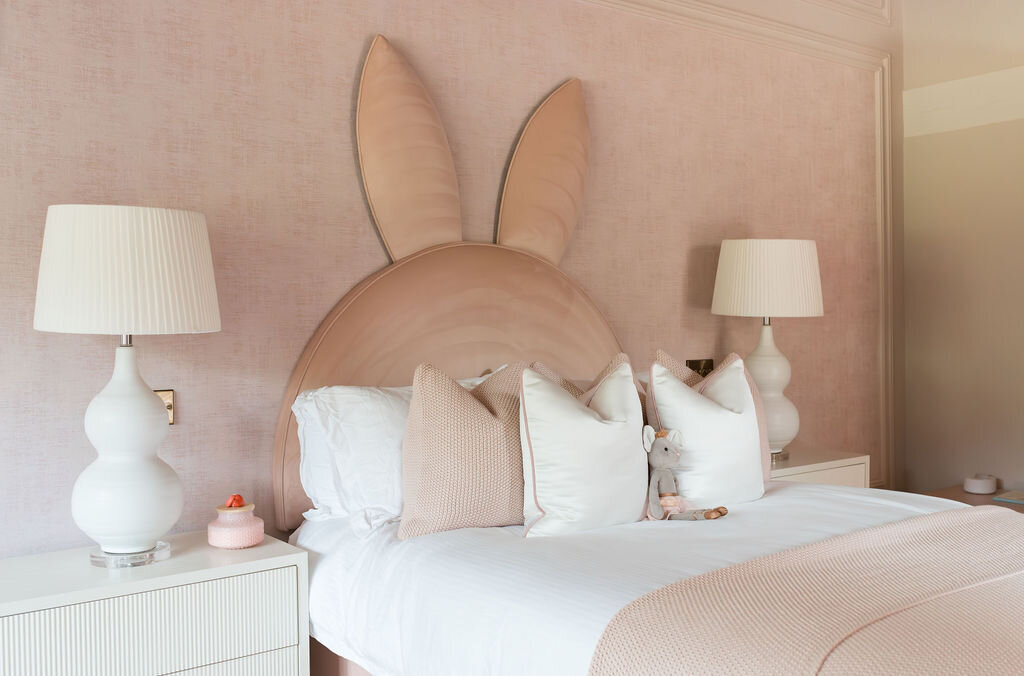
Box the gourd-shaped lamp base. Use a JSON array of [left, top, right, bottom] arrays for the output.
[[72, 345, 183, 559], [744, 321, 800, 458]]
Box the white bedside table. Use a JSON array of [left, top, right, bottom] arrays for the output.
[[0, 531, 309, 675], [770, 448, 870, 488]]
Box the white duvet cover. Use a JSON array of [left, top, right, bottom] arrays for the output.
[[293, 482, 962, 676]]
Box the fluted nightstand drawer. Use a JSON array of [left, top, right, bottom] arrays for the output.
[[1, 565, 297, 675], [183, 645, 299, 675], [1, 533, 308, 675]]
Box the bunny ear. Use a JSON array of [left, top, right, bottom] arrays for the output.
[[496, 78, 589, 265], [356, 35, 462, 261], [643, 425, 656, 452]]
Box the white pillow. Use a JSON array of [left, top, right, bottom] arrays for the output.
[[648, 352, 765, 506], [520, 358, 647, 537], [292, 371, 494, 524]]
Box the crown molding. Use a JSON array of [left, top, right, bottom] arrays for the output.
[[800, 0, 891, 26], [582, 0, 895, 488], [582, 0, 889, 69]]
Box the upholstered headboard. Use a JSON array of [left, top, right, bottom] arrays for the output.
[[272, 36, 621, 530]]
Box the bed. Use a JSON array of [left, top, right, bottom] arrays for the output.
[[273, 35, 1024, 675], [292, 483, 961, 675]]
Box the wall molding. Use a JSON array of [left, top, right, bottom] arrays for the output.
[[583, 0, 895, 488], [904, 65, 1024, 137], [800, 0, 891, 26], [583, 0, 890, 67]]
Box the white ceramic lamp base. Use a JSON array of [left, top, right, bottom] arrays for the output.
[[744, 322, 800, 459], [72, 345, 183, 563]]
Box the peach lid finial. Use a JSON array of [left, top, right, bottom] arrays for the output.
[[216, 493, 255, 513]]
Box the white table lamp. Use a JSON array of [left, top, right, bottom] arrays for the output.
[[34, 205, 220, 566], [711, 239, 823, 459]]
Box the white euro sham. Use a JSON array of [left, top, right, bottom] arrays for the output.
[[520, 360, 647, 537], [292, 371, 494, 525], [648, 354, 764, 505]]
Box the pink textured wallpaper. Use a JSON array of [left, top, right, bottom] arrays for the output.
[[0, 0, 879, 557]]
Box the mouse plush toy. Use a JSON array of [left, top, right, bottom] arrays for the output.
[[643, 425, 728, 521]]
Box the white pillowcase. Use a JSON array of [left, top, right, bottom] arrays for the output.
[[292, 371, 493, 525], [520, 360, 647, 537], [647, 353, 765, 506]]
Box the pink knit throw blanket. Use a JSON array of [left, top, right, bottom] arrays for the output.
[[590, 506, 1024, 675]]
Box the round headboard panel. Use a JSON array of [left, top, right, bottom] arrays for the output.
[[272, 242, 621, 529]]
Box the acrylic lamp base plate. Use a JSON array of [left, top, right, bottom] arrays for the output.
[[89, 541, 171, 568]]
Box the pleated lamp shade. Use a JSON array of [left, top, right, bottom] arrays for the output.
[[34, 205, 221, 335], [711, 239, 823, 318]]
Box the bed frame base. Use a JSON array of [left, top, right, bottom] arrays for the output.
[[311, 637, 372, 676]]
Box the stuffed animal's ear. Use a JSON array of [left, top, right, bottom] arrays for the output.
[[356, 35, 462, 261], [497, 78, 589, 265], [643, 425, 656, 452], [666, 429, 683, 447]]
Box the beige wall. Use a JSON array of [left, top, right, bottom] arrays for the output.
[[0, 0, 899, 557], [904, 0, 1024, 89], [903, 0, 1024, 491]]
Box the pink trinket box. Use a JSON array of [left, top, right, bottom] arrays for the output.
[[208, 498, 265, 549]]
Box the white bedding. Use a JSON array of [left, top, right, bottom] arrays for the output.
[[293, 482, 963, 676]]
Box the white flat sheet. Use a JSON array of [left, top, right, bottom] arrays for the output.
[[293, 482, 963, 676]]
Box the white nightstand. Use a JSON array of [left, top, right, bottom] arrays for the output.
[[770, 448, 870, 488], [0, 531, 308, 675]]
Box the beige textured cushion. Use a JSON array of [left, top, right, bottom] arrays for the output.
[[398, 362, 526, 539]]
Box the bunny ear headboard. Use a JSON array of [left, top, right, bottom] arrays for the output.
[[272, 35, 620, 530]]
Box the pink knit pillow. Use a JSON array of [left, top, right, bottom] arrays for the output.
[[398, 362, 526, 540]]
